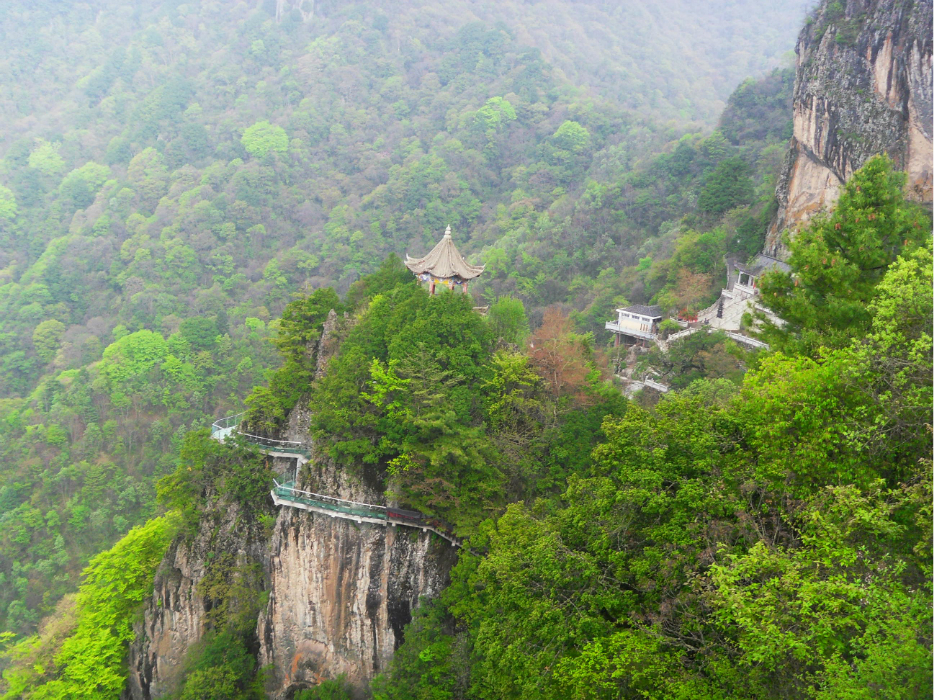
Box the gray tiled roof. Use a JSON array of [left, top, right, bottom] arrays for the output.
[[736, 255, 792, 277], [620, 304, 663, 318]]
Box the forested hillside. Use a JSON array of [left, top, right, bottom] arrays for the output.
[[3, 0, 929, 697], [4, 155, 929, 699], [0, 0, 805, 640]]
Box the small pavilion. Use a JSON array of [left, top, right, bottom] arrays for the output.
[[405, 225, 484, 294]]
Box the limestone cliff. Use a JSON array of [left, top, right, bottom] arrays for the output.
[[125, 312, 458, 698], [257, 492, 456, 694], [124, 498, 271, 699], [765, 0, 932, 256]]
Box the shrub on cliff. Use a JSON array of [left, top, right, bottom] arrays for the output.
[[756, 154, 932, 356], [0, 515, 179, 699]]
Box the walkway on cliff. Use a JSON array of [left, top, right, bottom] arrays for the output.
[[211, 414, 460, 547], [271, 480, 461, 546]]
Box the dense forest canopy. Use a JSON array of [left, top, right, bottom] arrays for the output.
[[0, 0, 805, 642], [4, 154, 930, 699], [0, 1, 929, 699]]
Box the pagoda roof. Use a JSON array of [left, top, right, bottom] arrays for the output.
[[405, 226, 484, 280]]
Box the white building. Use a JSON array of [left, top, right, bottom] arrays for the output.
[[697, 254, 789, 330], [606, 304, 663, 346]]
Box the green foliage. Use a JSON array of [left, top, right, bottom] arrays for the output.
[[551, 120, 590, 153], [370, 601, 467, 700], [657, 318, 680, 337], [710, 476, 931, 698], [59, 163, 110, 209], [244, 287, 341, 432], [156, 430, 272, 531], [378, 225, 932, 697], [718, 68, 794, 146], [757, 155, 931, 356], [27, 141, 65, 177], [313, 285, 500, 528], [179, 317, 219, 351], [31, 320, 65, 364], [0, 0, 856, 661], [486, 296, 529, 346], [0, 186, 18, 221], [642, 329, 747, 388], [174, 550, 268, 700], [1, 514, 178, 699], [698, 156, 754, 214], [241, 120, 288, 159], [295, 676, 355, 700]]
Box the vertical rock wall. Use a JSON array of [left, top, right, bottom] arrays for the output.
[[258, 507, 456, 695], [124, 501, 270, 700], [766, 0, 932, 256], [125, 308, 458, 698], [125, 457, 457, 699]]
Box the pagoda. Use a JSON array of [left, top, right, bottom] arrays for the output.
[[405, 225, 484, 294]]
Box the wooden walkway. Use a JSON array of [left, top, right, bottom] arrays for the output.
[[271, 481, 461, 547], [211, 417, 461, 547]]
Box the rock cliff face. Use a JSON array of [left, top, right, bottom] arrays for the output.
[[766, 0, 932, 256], [124, 500, 270, 699], [257, 498, 456, 694], [125, 310, 458, 698]]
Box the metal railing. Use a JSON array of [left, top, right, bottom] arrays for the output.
[[271, 480, 461, 546], [605, 321, 657, 341], [273, 480, 388, 520], [211, 412, 246, 437], [665, 327, 699, 344], [211, 413, 311, 457], [723, 331, 770, 350]]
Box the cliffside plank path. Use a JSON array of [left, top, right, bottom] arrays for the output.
[[207, 227, 488, 548], [211, 414, 461, 547]]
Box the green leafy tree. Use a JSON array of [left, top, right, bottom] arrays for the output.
[[241, 120, 288, 159], [710, 477, 931, 698], [756, 155, 931, 355], [0, 514, 178, 699], [27, 140, 65, 176], [486, 296, 530, 346], [179, 316, 219, 351], [551, 120, 590, 153], [295, 676, 355, 700], [697, 156, 754, 214], [59, 162, 110, 209], [0, 185, 17, 220], [32, 320, 66, 363]]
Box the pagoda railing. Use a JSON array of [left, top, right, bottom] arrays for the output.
[[605, 321, 657, 341]]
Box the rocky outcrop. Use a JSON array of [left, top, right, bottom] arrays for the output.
[[124, 500, 270, 700], [125, 307, 458, 698], [766, 0, 932, 256], [258, 499, 456, 695]]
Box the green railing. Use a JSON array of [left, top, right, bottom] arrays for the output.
[[273, 480, 388, 521], [271, 481, 460, 546], [211, 414, 310, 457]]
